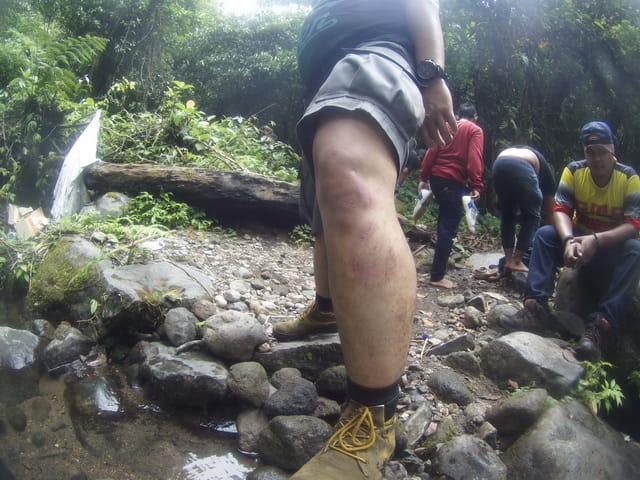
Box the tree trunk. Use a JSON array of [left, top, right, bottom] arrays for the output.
[[83, 162, 301, 228]]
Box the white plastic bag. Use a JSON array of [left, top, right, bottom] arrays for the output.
[[462, 195, 478, 233], [412, 188, 433, 221]]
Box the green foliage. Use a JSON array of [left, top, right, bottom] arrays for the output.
[[289, 224, 313, 247], [476, 212, 501, 238], [99, 80, 301, 181], [125, 192, 216, 231], [0, 30, 107, 205], [575, 360, 625, 415]]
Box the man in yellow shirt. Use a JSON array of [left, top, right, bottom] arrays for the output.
[[500, 121, 640, 360]]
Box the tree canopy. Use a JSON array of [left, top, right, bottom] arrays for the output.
[[2, 0, 640, 210]]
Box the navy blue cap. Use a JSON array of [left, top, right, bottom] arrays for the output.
[[581, 121, 613, 145]]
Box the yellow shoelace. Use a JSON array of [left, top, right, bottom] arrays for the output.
[[324, 407, 377, 463]]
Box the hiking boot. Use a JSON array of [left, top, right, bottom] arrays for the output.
[[499, 298, 550, 333], [575, 315, 611, 361], [272, 301, 337, 341], [290, 401, 396, 480]]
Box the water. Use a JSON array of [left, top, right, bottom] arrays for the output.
[[0, 298, 259, 480]]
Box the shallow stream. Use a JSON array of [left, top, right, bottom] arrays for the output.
[[1, 299, 258, 480]]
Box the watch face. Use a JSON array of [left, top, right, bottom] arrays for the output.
[[418, 60, 437, 80]]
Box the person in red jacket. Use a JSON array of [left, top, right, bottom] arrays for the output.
[[418, 102, 484, 288]]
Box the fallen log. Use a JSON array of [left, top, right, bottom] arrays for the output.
[[83, 162, 301, 228]]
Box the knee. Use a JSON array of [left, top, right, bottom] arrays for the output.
[[621, 238, 640, 257]]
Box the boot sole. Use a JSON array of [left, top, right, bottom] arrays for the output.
[[273, 323, 338, 341]]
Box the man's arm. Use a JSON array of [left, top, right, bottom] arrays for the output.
[[466, 125, 484, 196], [406, 0, 456, 147]]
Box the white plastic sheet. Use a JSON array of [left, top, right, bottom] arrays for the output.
[[51, 110, 101, 219]]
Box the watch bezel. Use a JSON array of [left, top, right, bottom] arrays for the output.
[[417, 59, 447, 85]]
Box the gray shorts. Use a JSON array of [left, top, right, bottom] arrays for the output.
[[297, 41, 426, 233]]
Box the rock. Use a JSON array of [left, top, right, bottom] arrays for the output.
[[140, 343, 229, 406], [257, 415, 332, 471], [264, 377, 318, 417], [502, 399, 640, 479], [65, 376, 121, 416], [315, 365, 347, 403], [43, 325, 94, 373], [426, 367, 474, 406], [237, 409, 269, 454], [202, 310, 267, 362], [480, 332, 583, 397], [486, 387, 548, 437], [427, 333, 475, 357], [227, 361, 270, 408], [164, 307, 198, 346], [432, 434, 507, 479]]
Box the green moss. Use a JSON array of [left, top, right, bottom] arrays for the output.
[[27, 239, 102, 314]]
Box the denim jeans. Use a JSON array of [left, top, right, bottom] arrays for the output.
[[526, 224, 640, 327], [492, 156, 542, 252], [430, 176, 466, 281]]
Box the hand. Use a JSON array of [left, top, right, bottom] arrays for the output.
[[563, 235, 597, 268], [563, 239, 581, 268], [420, 79, 456, 147], [470, 190, 480, 201]]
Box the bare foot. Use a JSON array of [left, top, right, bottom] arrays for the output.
[[505, 261, 528, 272], [430, 278, 458, 289]]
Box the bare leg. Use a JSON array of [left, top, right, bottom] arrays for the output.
[[313, 234, 330, 298], [313, 111, 415, 388], [430, 278, 457, 289]]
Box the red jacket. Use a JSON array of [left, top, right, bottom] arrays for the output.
[[419, 119, 484, 192]]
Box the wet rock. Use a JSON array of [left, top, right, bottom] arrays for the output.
[[315, 365, 347, 403], [65, 376, 122, 416], [31, 319, 55, 340], [383, 461, 409, 480], [164, 307, 198, 347], [202, 310, 267, 362], [237, 409, 269, 454], [480, 332, 583, 397], [254, 336, 343, 379], [140, 343, 229, 406], [100, 261, 216, 332], [502, 399, 640, 479], [30, 431, 47, 447], [227, 361, 270, 408], [312, 396, 341, 423], [257, 415, 332, 471], [436, 293, 466, 308], [426, 367, 474, 406], [432, 434, 507, 479], [467, 294, 487, 313], [42, 325, 94, 372], [0, 326, 41, 405], [246, 465, 290, 480], [264, 377, 318, 417]]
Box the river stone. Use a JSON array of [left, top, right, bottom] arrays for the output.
[[228, 361, 270, 408], [433, 434, 507, 479], [502, 398, 640, 479], [0, 327, 41, 405], [65, 376, 122, 416], [480, 332, 583, 397], [202, 310, 267, 362], [42, 325, 94, 372], [140, 343, 229, 406], [264, 377, 318, 417], [164, 307, 198, 346], [257, 415, 332, 471]]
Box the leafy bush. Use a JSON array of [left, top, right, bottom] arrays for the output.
[[575, 360, 625, 415], [125, 192, 216, 231], [99, 80, 301, 182]]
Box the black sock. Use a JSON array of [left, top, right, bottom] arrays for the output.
[[315, 294, 333, 313], [347, 379, 400, 421]]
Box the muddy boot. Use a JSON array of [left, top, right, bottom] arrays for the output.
[[575, 314, 611, 361], [499, 298, 550, 333], [290, 401, 396, 480], [273, 301, 337, 341]]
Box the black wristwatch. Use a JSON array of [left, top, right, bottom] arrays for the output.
[[416, 59, 448, 86]]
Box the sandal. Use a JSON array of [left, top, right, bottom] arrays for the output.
[[472, 267, 500, 281]]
